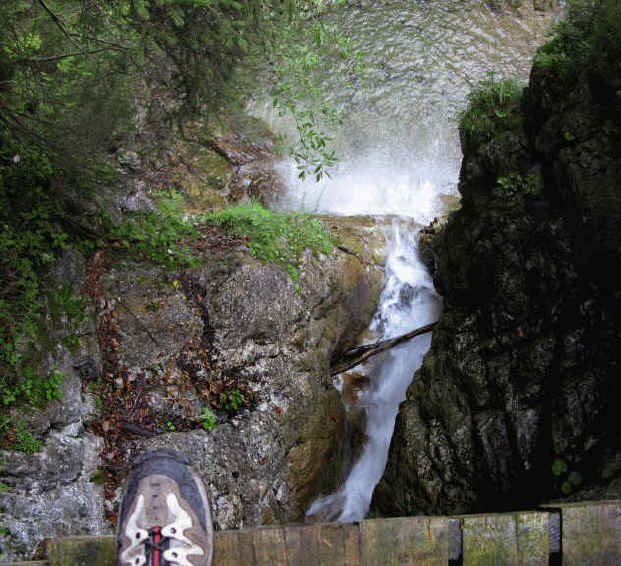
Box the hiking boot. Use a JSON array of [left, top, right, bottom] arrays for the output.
[[117, 450, 213, 566]]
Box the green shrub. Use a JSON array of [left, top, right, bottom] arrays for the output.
[[205, 202, 333, 286], [11, 426, 43, 455], [1, 367, 65, 408], [106, 188, 199, 270], [0, 418, 43, 455], [458, 72, 523, 153], [224, 389, 243, 411], [552, 457, 568, 477], [496, 173, 540, 197], [200, 408, 217, 432], [0, 155, 84, 409], [107, 212, 199, 271], [534, 0, 621, 88]]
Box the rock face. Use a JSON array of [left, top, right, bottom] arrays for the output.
[[0, 203, 387, 561], [0, 250, 107, 561], [374, 42, 621, 515], [112, 214, 387, 529]]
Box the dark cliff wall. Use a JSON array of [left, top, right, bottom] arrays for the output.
[[374, 6, 621, 515]]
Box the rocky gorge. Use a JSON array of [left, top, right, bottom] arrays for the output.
[[3, 0, 619, 562], [0, 128, 390, 561], [374, 5, 621, 516]]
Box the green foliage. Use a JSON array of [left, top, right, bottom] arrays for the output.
[[0, 418, 43, 455], [534, 0, 621, 89], [0, 180, 70, 364], [107, 211, 198, 270], [0, 466, 8, 493], [0, 88, 91, 410], [0, 1, 133, 171], [89, 469, 106, 484], [1, 367, 65, 408], [266, 1, 366, 179], [552, 456, 583, 495], [11, 426, 43, 455], [496, 172, 540, 197], [552, 457, 568, 477], [205, 201, 333, 285], [101, 186, 199, 269], [459, 72, 523, 152], [561, 470, 583, 495], [224, 389, 243, 411], [199, 407, 217, 431], [119, 0, 362, 178], [0, 1, 356, 415]]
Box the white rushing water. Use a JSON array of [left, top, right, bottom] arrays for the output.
[[250, 0, 557, 523], [276, 144, 450, 523], [308, 218, 442, 522]]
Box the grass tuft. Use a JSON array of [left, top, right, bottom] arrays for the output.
[[205, 201, 333, 287], [459, 72, 523, 153]]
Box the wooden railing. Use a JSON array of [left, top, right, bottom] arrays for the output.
[[4, 500, 619, 566]]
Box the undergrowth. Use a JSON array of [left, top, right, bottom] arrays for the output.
[[0, 185, 198, 422], [0, 139, 88, 413], [459, 72, 523, 153], [205, 201, 333, 287], [533, 0, 621, 90], [0, 416, 43, 455], [106, 190, 199, 271], [496, 173, 541, 197]]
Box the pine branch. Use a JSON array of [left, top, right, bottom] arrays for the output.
[[37, 0, 81, 50], [69, 34, 130, 51], [14, 47, 117, 64]]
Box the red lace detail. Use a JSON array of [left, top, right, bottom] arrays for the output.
[[153, 526, 161, 566]]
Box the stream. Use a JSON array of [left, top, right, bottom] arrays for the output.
[[252, 0, 558, 523]]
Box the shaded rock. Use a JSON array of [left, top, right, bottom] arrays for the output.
[[375, 45, 621, 516]]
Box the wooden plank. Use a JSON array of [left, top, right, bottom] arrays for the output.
[[251, 526, 288, 566], [283, 522, 360, 566], [213, 529, 254, 566], [360, 516, 448, 566], [516, 512, 549, 566], [462, 514, 520, 566], [46, 535, 116, 566], [559, 500, 621, 566], [462, 511, 548, 566]]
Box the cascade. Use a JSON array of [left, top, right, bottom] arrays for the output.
[[251, 0, 557, 523]]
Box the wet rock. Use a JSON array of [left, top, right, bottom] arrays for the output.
[[99, 267, 204, 370], [98, 215, 387, 531], [3, 208, 387, 561], [375, 44, 621, 516]]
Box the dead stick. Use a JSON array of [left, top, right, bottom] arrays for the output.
[[330, 321, 437, 376]]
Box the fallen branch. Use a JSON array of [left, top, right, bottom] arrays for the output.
[[330, 321, 437, 376]]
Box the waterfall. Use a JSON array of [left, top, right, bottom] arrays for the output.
[[250, 0, 556, 523], [309, 219, 442, 522]]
